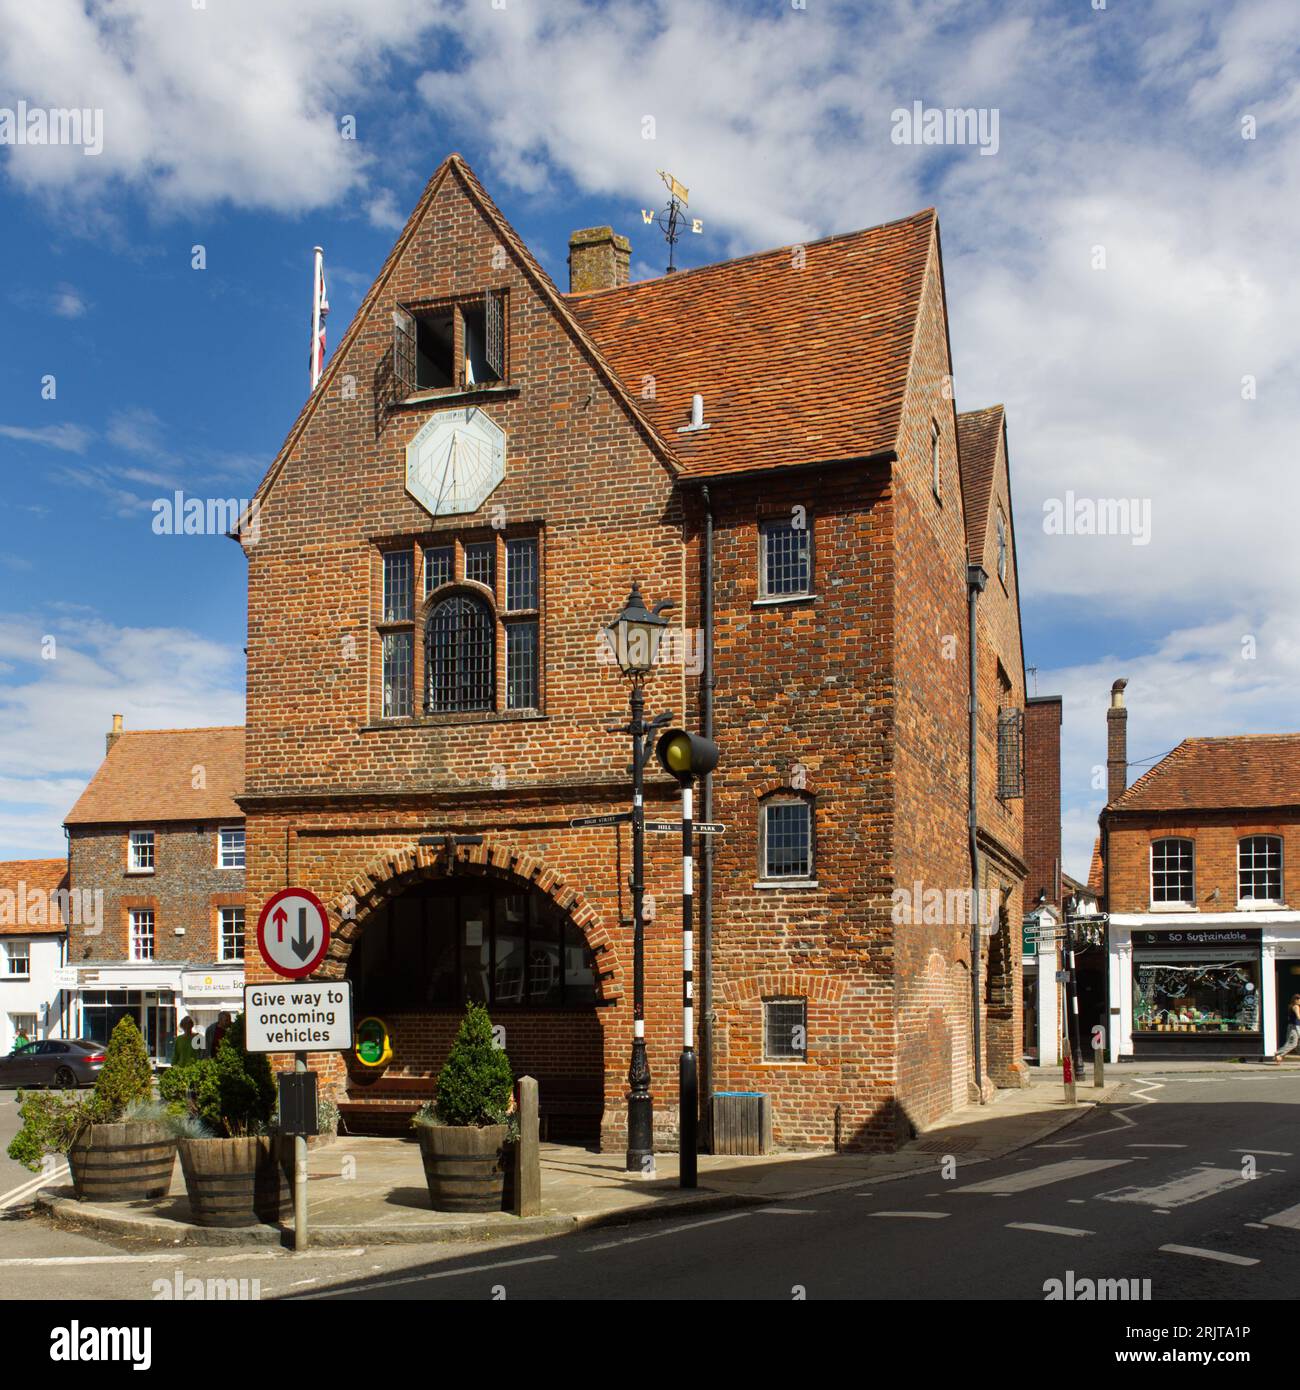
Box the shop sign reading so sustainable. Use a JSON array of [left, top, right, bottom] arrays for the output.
[[1137, 928, 1260, 948]]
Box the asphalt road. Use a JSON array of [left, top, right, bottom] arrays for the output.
[[1, 1075, 1299, 1306]]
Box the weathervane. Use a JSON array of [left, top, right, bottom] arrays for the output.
[[643, 169, 704, 273]]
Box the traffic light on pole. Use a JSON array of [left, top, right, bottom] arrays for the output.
[[655, 728, 719, 784]]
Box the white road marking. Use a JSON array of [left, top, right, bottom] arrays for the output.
[[1007, 1222, 1093, 1237], [957, 1158, 1130, 1194], [1245, 1222, 1271, 1230], [1159, 1244, 1259, 1266], [1262, 1201, 1300, 1230], [583, 1211, 751, 1251], [1099, 1167, 1255, 1209], [0, 1164, 70, 1210], [1067, 1199, 1087, 1205], [296, 1253, 558, 1297], [1232, 1148, 1291, 1157], [755, 1207, 817, 1215], [0, 1253, 183, 1268], [1128, 1143, 1186, 1148], [871, 1211, 950, 1219]]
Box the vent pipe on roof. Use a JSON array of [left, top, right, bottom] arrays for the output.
[[678, 393, 709, 434], [107, 713, 124, 755]]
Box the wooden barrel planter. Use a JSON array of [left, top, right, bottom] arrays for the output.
[[177, 1137, 292, 1228], [68, 1122, 177, 1203], [416, 1123, 509, 1212]]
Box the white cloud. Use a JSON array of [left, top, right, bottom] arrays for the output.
[[0, 422, 92, 453], [0, 0, 441, 214], [51, 282, 87, 317], [0, 613, 244, 858]]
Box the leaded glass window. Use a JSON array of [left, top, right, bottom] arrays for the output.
[[760, 519, 811, 598], [426, 594, 494, 713]]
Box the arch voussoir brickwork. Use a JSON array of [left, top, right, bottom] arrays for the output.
[[316, 837, 622, 1003]]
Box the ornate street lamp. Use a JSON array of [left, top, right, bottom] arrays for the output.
[[604, 582, 674, 1174]]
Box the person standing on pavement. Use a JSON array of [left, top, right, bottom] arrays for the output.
[[1273, 994, 1300, 1062], [171, 1016, 200, 1067], [13, 1027, 32, 1053]]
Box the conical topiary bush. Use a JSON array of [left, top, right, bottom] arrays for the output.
[[432, 1002, 514, 1127]]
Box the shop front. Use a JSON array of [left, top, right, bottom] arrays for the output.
[[1109, 923, 1264, 1060], [1021, 907, 1060, 1067]]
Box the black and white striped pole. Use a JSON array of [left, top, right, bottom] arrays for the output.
[[656, 728, 719, 1190]]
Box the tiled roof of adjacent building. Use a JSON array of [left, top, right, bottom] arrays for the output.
[[1108, 735, 1300, 813], [0, 858, 68, 935], [1087, 837, 1104, 895], [956, 404, 1005, 563], [65, 727, 245, 826], [566, 209, 937, 478]]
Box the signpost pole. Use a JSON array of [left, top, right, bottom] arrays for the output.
[[294, 1049, 308, 1252], [679, 781, 697, 1189]]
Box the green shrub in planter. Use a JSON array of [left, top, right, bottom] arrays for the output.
[[427, 1002, 514, 1128], [167, 1017, 274, 1137], [6, 1016, 155, 1173]]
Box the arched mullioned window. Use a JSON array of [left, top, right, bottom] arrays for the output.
[[425, 592, 494, 713], [1238, 835, 1283, 904]]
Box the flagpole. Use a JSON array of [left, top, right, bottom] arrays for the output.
[[310, 245, 324, 391]]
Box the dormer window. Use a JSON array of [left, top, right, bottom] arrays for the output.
[[394, 291, 506, 397]]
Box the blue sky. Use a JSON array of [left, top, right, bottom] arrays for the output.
[[2, 0, 1299, 877]]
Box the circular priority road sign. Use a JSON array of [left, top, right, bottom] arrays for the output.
[[256, 887, 331, 979]]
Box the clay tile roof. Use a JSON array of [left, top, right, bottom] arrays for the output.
[[1110, 735, 1300, 813], [1087, 838, 1104, 896], [566, 209, 936, 478], [0, 859, 68, 935], [65, 728, 245, 826], [957, 404, 1005, 562]]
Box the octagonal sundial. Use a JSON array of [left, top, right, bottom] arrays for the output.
[[405, 406, 505, 517]]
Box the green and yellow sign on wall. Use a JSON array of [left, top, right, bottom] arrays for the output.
[[354, 1016, 393, 1068]]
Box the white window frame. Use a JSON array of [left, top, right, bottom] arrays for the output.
[[1237, 834, 1283, 907], [128, 829, 155, 874], [758, 798, 815, 884], [219, 906, 245, 962], [1150, 837, 1196, 909], [218, 826, 246, 870], [129, 909, 155, 962], [5, 942, 31, 978], [757, 518, 813, 602]]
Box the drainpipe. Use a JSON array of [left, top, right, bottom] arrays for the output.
[[967, 563, 988, 1098], [699, 485, 716, 1149]]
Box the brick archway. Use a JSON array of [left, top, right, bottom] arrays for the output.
[[317, 837, 622, 1005]]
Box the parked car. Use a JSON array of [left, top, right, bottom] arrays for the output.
[[0, 1039, 106, 1090]]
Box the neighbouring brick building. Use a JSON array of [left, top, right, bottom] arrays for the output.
[[238, 153, 1028, 1151], [62, 718, 247, 1063], [1097, 682, 1300, 1061]]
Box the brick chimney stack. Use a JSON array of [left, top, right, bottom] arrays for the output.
[[1024, 696, 1063, 906], [107, 713, 124, 755], [568, 226, 631, 293], [1106, 679, 1128, 805]]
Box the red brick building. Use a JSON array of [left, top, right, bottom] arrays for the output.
[[238, 154, 1027, 1150], [63, 719, 247, 1063], [1098, 695, 1300, 1062]]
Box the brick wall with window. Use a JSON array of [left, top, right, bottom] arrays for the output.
[[67, 821, 246, 965], [1105, 814, 1299, 913]]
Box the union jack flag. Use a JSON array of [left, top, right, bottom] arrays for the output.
[[310, 249, 329, 388]]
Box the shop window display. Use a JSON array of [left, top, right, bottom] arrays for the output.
[[1133, 960, 1260, 1034]]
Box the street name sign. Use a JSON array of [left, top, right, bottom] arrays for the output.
[[256, 887, 331, 979], [243, 981, 354, 1053], [644, 821, 726, 834], [570, 813, 633, 828]]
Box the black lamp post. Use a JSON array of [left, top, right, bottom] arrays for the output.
[[655, 728, 719, 1188], [605, 582, 674, 1174]]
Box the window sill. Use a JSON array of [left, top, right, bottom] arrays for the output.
[[1148, 903, 1197, 912], [753, 594, 816, 608], [362, 710, 547, 731], [3, 975, 31, 983], [1237, 901, 1286, 911], [395, 384, 519, 409], [125, 869, 155, 877], [753, 879, 819, 891]]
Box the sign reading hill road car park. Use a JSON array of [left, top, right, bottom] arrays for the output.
[[256, 886, 331, 979], [243, 980, 354, 1054]]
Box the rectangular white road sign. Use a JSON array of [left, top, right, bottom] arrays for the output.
[[243, 981, 354, 1053]]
